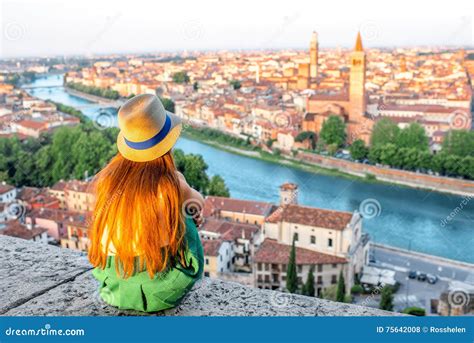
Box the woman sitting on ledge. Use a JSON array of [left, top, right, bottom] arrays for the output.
[[88, 94, 204, 312]]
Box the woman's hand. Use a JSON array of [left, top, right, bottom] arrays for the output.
[[177, 171, 205, 229]]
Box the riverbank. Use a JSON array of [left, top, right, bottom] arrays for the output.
[[64, 86, 124, 106], [181, 126, 368, 182], [182, 125, 473, 196]]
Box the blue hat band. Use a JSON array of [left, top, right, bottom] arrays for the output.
[[124, 114, 171, 150]]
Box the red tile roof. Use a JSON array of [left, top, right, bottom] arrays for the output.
[[266, 204, 353, 230], [0, 183, 15, 194], [280, 182, 298, 191], [16, 120, 48, 130], [202, 218, 259, 241], [202, 239, 223, 257], [254, 238, 347, 265], [0, 220, 47, 240], [204, 196, 273, 217]]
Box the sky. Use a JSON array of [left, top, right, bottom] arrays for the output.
[[0, 0, 473, 58]]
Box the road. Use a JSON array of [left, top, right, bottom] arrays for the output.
[[371, 245, 474, 283], [354, 244, 474, 314]]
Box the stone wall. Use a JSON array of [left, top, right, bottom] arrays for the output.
[[0, 236, 400, 316], [298, 151, 474, 196]]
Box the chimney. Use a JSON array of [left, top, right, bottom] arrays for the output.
[[279, 183, 298, 206]]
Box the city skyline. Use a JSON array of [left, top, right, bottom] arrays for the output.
[[0, 0, 473, 58]]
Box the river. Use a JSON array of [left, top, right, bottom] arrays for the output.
[[24, 74, 474, 264]]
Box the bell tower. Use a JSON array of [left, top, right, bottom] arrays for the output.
[[280, 183, 298, 206], [310, 31, 319, 79], [349, 31, 366, 120]]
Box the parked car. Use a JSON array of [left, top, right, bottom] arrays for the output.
[[408, 270, 417, 279], [417, 272, 427, 281], [427, 274, 438, 284]]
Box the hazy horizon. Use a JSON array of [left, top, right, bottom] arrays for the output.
[[1, 0, 473, 58]]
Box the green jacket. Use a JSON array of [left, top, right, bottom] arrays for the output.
[[92, 217, 203, 313]]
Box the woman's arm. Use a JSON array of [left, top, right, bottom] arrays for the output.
[[177, 171, 205, 228]]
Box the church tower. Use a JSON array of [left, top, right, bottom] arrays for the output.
[[309, 31, 318, 79], [349, 31, 366, 120]]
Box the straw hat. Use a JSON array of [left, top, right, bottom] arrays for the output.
[[116, 94, 182, 162]]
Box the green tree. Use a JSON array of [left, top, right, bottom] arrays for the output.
[[371, 118, 400, 148], [302, 266, 315, 297], [229, 80, 242, 90], [266, 138, 275, 148], [193, 81, 199, 91], [286, 233, 298, 294], [160, 97, 175, 113], [396, 123, 429, 151], [379, 286, 394, 311], [295, 131, 317, 150], [349, 139, 369, 160], [336, 270, 346, 302], [379, 143, 398, 166], [207, 175, 230, 197], [444, 155, 462, 177], [320, 115, 346, 148], [442, 130, 474, 157], [326, 143, 339, 156], [172, 71, 190, 84], [368, 145, 383, 164]]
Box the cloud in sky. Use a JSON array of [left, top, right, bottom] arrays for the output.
[[0, 0, 473, 57]]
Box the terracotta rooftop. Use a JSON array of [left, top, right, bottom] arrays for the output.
[[0, 221, 47, 241], [254, 238, 347, 265], [50, 180, 90, 193], [308, 93, 349, 102], [17, 187, 41, 201], [0, 182, 15, 195], [280, 182, 298, 191], [202, 239, 223, 257], [266, 204, 353, 231], [28, 208, 89, 224], [201, 218, 260, 241], [204, 196, 273, 217]]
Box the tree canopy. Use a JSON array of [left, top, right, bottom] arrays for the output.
[[172, 71, 190, 84], [320, 115, 346, 148], [370, 118, 400, 148], [396, 123, 429, 151]]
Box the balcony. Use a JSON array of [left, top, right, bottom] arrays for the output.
[[0, 235, 401, 316]]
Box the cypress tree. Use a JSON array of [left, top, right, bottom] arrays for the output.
[[336, 270, 346, 302], [286, 233, 298, 293], [303, 266, 315, 297], [380, 286, 394, 311]]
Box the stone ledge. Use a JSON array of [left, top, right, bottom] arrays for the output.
[[0, 235, 401, 316]]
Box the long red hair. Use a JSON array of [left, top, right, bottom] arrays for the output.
[[88, 152, 187, 278]]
